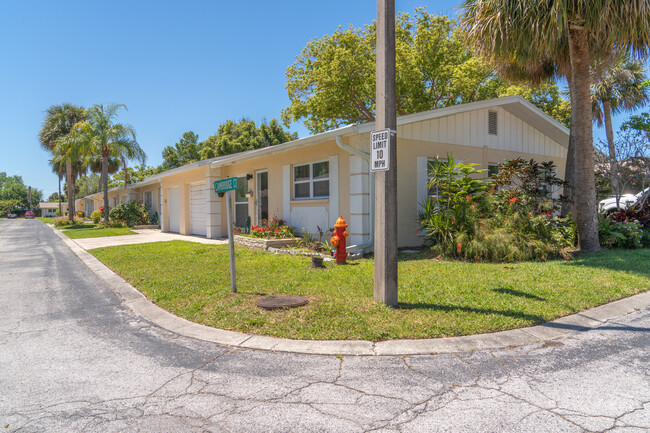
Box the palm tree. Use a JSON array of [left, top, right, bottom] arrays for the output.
[[88, 153, 121, 193], [48, 158, 66, 216], [39, 104, 87, 221], [78, 104, 146, 221], [460, 0, 650, 251], [591, 56, 649, 196]]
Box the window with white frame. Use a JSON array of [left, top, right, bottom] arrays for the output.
[[293, 161, 329, 199]]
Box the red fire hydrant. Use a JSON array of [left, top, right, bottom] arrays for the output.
[[330, 216, 349, 264]]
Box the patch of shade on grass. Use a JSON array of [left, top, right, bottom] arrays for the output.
[[63, 227, 136, 239], [90, 241, 650, 340]]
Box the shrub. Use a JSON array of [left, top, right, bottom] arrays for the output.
[[109, 201, 151, 227], [599, 216, 644, 249], [418, 155, 574, 262], [91, 210, 102, 224], [54, 216, 85, 227], [76, 211, 85, 218], [97, 219, 126, 228]]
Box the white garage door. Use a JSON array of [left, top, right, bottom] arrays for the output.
[[190, 183, 207, 236], [168, 187, 180, 233]]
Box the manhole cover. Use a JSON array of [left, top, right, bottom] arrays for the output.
[[256, 295, 309, 310]]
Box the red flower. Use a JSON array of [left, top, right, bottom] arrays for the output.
[[457, 242, 462, 253], [509, 197, 517, 204]]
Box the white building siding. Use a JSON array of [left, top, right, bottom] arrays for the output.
[[398, 106, 566, 159]]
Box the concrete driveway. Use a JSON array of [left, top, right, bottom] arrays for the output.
[[68, 228, 228, 250], [1, 219, 649, 432]]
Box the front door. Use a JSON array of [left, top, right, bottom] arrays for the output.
[[256, 171, 268, 225]]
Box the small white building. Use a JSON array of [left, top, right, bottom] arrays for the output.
[[39, 202, 67, 218]]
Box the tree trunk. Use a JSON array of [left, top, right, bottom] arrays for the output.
[[561, 73, 577, 218], [103, 154, 110, 221], [58, 176, 62, 216], [66, 159, 75, 222], [568, 25, 600, 251], [602, 99, 619, 200]]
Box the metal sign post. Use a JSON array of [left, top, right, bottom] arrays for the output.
[[215, 177, 239, 293], [225, 190, 237, 293]]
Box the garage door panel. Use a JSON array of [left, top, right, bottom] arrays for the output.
[[190, 184, 207, 236]]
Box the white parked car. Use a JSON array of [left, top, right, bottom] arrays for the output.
[[598, 187, 650, 214]]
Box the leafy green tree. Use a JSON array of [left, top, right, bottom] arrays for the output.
[[161, 131, 202, 170], [0, 172, 42, 212], [76, 104, 147, 221], [48, 192, 64, 202], [460, 0, 650, 251], [75, 173, 101, 197], [282, 9, 570, 134], [622, 112, 650, 141], [39, 104, 87, 220], [108, 165, 162, 189], [200, 118, 297, 159]]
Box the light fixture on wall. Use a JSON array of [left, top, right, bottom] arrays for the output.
[[245, 190, 254, 198], [246, 174, 253, 180]]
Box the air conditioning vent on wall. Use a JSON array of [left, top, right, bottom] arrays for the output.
[[488, 111, 497, 135]]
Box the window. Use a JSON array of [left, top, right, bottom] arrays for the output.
[[145, 191, 153, 210], [487, 164, 499, 178], [488, 111, 497, 135], [293, 161, 329, 199]]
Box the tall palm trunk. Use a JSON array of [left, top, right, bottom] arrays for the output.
[[568, 24, 600, 251], [102, 153, 110, 221], [66, 160, 75, 222], [602, 99, 619, 199], [58, 175, 62, 216], [561, 74, 577, 218]]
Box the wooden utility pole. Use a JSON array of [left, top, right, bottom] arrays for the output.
[[374, 0, 398, 307]]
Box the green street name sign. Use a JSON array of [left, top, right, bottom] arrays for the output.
[[214, 177, 239, 193]]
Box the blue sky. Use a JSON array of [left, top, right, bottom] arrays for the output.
[[0, 1, 645, 198]]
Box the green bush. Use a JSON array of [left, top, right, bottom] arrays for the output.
[[599, 216, 644, 249], [418, 155, 574, 262], [97, 219, 126, 228], [54, 216, 85, 227], [108, 201, 151, 227], [91, 210, 102, 224]]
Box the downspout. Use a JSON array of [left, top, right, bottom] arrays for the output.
[[335, 135, 374, 253]]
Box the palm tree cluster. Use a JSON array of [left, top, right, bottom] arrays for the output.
[[460, 0, 650, 252], [39, 103, 146, 222]]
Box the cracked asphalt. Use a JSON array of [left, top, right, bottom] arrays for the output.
[[1, 220, 649, 432]]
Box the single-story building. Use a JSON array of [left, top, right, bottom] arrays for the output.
[[39, 202, 68, 217], [81, 96, 569, 250]]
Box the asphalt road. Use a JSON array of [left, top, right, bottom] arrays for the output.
[[1, 219, 649, 432]]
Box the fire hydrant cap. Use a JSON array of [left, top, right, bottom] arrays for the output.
[[334, 216, 348, 228]]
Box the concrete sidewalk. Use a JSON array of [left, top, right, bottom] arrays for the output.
[[51, 224, 650, 356], [69, 228, 228, 250]]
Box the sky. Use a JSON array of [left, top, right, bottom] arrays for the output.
[[0, 0, 646, 199]]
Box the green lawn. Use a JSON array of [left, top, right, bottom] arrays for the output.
[[90, 241, 650, 341], [63, 227, 137, 239], [36, 217, 56, 224]]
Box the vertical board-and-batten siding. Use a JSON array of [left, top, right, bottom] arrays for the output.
[[398, 107, 565, 158]]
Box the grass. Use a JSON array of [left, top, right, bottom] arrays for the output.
[[36, 217, 56, 224], [90, 241, 650, 341], [62, 226, 137, 239]]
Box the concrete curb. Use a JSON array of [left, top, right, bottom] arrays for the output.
[[50, 225, 650, 356]]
